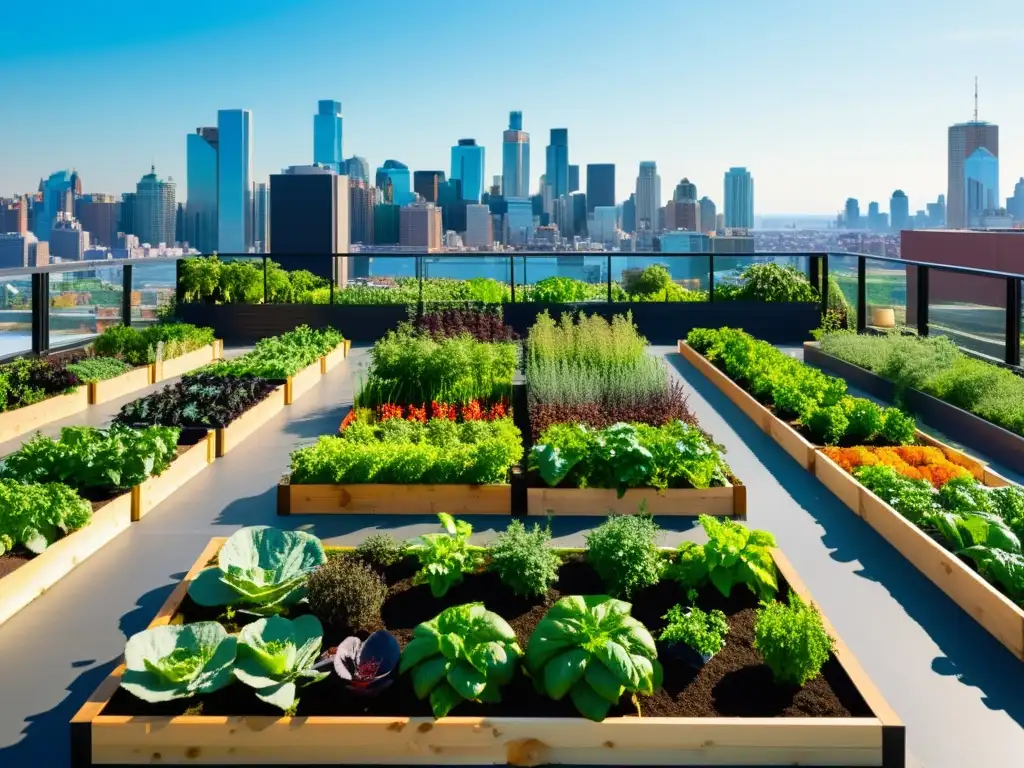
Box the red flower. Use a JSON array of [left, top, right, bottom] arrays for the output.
[[487, 402, 507, 420], [462, 400, 484, 421], [406, 404, 427, 423], [431, 401, 456, 420], [339, 409, 359, 432], [378, 403, 403, 421]]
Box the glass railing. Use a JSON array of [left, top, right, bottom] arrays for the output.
[[49, 266, 123, 350], [0, 272, 33, 358]]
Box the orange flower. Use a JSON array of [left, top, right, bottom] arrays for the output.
[[823, 444, 974, 488], [339, 409, 359, 432], [487, 402, 507, 420], [462, 400, 484, 421], [378, 403, 403, 421], [431, 401, 456, 420], [406, 404, 427, 423]]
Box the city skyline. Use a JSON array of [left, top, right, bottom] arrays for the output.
[[2, 0, 1024, 213]]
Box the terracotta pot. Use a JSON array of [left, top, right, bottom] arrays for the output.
[[871, 306, 896, 328]]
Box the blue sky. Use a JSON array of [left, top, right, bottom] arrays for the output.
[[1, 0, 1022, 214]]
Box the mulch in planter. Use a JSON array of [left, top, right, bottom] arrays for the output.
[[103, 554, 871, 720]]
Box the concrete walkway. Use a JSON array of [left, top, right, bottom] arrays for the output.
[[0, 345, 1020, 766]]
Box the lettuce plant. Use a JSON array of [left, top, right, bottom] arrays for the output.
[[189, 526, 326, 614], [407, 513, 482, 597], [233, 615, 329, 712], [525, 595, 661, 722], [669, 515, 778, 601], [0, 479, 92, 555], [399, 603, 521, 718], [120, 622, 237, 702]]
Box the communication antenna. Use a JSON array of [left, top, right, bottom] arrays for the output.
[[974, 76, 979, 122]]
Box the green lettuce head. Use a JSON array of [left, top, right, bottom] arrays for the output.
[[233, 614, 329, 712], [120, 621, 236, 702]]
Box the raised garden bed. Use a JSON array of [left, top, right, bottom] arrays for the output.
[[278, 478, 511, 515], [216, 385, 286, 457], [0, 386, 89, 444], [527, 484, 745, 518], [87, 366, 153, 405], [680, 339, 1023, 659], [321, 338, 352, 373], [70, 536, 904, 767], [131, 430, 214, 521], [284, 357, 323, 405], [153, 342, 223, 383], [805, 341, 1024, 479]]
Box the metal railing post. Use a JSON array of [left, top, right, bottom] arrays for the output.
[[122, 264, 133, 327], [175, 257, 184, 304], [31, 272, 49, 355], [708, 254, 715, 302], [916, 265, 930, 336], [809, 253, 820, 293], [510, 256, 516, 303], [607, 253, 612, 302], [1006, 277, 1021, 367], [856, 256, 867, 333], [417, 255, 425, 316], [262, 256, 268, 303], [820, 254, 829, 320]]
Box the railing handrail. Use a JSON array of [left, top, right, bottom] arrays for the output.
[[0, 254, 185, 279]]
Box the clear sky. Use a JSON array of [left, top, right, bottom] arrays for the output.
[[1, 0, 1022, 214]]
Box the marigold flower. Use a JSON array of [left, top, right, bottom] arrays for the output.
[[823, 444, 974, 488]]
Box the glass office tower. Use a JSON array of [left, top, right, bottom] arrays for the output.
[[964, 147, 999, 227], [450, 139, 485, 202], [502, 111, 530, 199], [545, 129, 569, 200], [314, 100, 343, 173], [186, 127, 218, 253], [375, 160, 413, 206], [723, 167, 754, 229], [217, 109, 253, 253]]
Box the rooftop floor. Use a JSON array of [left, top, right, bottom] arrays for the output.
[[0, 346, 1022, 767]]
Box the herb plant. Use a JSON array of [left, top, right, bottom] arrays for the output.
[[0, 480, 92, 555], [669, 515, 778, 601], [115, 373, 278, 428], [355, 533, 406, 569], [414, 308, 519, 342], [487, 520, 561, 598], [754, 592, 834, 686], [188, 526, 327, 614], [407, 513, 482, 597], [525, 595, 661, 721], [120, 622, 237, 703], [233, 615, 329, 712], [399, 602, 522, 718], [306, 556, 388, 632], [93, 323, 215, 366], [205, 326, 343, 379], [0, 357, 80, 413], [585, 514, 663, 598], [0, 425, 180, 490], [65, 357, 135, 383], [659, 605, 729, 659]]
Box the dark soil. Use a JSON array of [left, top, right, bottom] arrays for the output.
[[0, 552, 32, 579], [102, 555, 872, 720]]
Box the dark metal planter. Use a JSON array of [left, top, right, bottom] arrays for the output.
[[176, 303, 411, 343], [805, 342, 1024, 475]]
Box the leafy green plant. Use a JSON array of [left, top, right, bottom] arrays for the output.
[[716, 262, 819, 303], [754, 592, 834, 686], [659, 605, 729, 659], [854, 465, 937, 524], [120, 622, 237, 703], [115, 373, 278, 429], [93, 323, 215, 366], [356, 533, 406, 569], [585, 514, 663, 598], [306, 555, 387, 631], [65, 357, 135, 383], [206, 326, 343, 379], [233, 615, 329, 712], [188, 526, 326, 614], [0, 479, 92, 555], [523, 276, 603, 303], [0, 425, 180, 490], [0, 356, 79, 412], [488, 520, 561, 598], [408, 513, 483, 597], [399, 602, 521, 718], [525, 595, 661, 721], [669, 515, 778, 601]]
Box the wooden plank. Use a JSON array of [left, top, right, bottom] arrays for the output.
[[154, 343, 220, 383], [0, 386, 89, 444], [320, 343, 347, 374], [283, 482, 512, 515], [526, 486, 737, 517], [0, 497, 132, 628], [88, 366, 153, 405], [215, 386, 285, 457], [285, 359, 323, 405], [814, 451, 863, 512], [132, 433, 215, 521], [344, 338, 352, 357]]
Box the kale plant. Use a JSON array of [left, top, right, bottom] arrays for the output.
[[115, 373, 278, 428]]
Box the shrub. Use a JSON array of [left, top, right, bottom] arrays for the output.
[[306, 556, 388, 632], [356, 533, 406, 569], [659, 605, 729, 658], [623, 265, 672, 296], [488, 520, 561, 598], [717, 263, 819, 303], [754, 592, 834, 686], [585, 514, 663, 598]]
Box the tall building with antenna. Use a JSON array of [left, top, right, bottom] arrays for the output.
[[947, 78, 998, 229]]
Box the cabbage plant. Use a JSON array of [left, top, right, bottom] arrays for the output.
[[525, 595, 661, 721], [233, 615, 329, 712], [120, 622, 237, 702], [188, 526, 326, 615]]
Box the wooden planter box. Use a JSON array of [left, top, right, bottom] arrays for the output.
[[153, 343, 222, 383], [70, 540, 905, 767], [321, 339, 351, 374], [0, 386, 89, 445], [278, 480, 512, 515], [215, 386, 286, 457], [88, 366, 153, 405], [527, 483, 746, 518], [679, 340, 1022, 658], [131, 432, 215, 521], [805, 341, 1024, 478], [285, 358, 324, 405]]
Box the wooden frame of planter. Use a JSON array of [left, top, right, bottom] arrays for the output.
[[131, 431, 215, 521], [153, 342, 223, 384], [88, 366, 154, 405], [679, 340, 1023, 659], [285, 357, 326, 405], [69, 539, 905, 768], [805, 341, 1024, 479], [215, 385, 286, 457], [526, 483, 746, 518], [278, 478, 512, 515], [320, 339, 352, 374], [0, 386, 89, 444]]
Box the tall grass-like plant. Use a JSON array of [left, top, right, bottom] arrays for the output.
[[527, 311, 647, 368]]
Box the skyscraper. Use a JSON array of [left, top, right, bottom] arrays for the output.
[[119, 193, 136, 237], [964, 147, 999, 227], [890, 190, 909, 232], [723, 168, 754, 229], [622, 193, 636, 234], [0, 232, 48, 268], [313, 100, 343, 173], [269, 167, 349, 280], [217, 109, 254, 252], [502, 111, 530, 199], [349, 178, 375, 245], [464, 204, 493, 248], [0, 196, 28, 235], [698, 197, 717, 234], [844, 198, 861, 229], [35, 170, 77, 241], [375, 161, 413, 206], [948, 120, 998, 229], [568, 165, 579, 194], [77, 194, 118, 247], [134, 165, 176, 246], [253, 182, 269, 253], [344, 156, 369, 182], [186, 127, 219, 253], [50, 212, 90, 260], [674, 178, 697, 202], [545, 129, 569, 201], [635, 162, 661, 234], [399, 203, 442, 251], [1008, 178, 1024, 221], [450, 139, 485, 202], [585, 165, 615, 213], [413, 171, 445, 203]]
